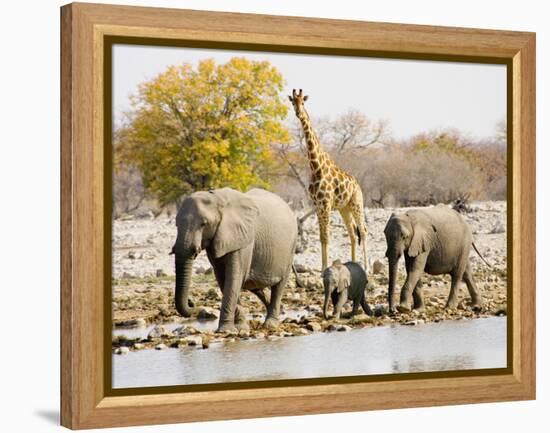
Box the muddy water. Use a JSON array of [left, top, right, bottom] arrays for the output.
[[113, 317, 506, 389]]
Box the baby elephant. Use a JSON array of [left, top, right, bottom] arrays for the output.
[[322, 260, 373, 319]]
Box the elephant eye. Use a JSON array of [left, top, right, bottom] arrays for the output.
[[201, 219, 207, 227]]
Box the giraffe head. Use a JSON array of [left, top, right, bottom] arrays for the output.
[[288, 88, 309, 115]]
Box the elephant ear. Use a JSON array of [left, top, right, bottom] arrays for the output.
[[211, 189, 259, 258], [337, 266, 351, 294], [408, 214, 437, 257], [383, 213, 396, 236]]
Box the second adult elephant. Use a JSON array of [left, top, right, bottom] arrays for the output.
[[172, 188, 297, 333], [384, 204, 486, 312]]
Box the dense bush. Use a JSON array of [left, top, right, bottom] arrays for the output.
[[114, 57, 289, 208]]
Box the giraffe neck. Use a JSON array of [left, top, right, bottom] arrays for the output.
[[296, 108, 327, 173]]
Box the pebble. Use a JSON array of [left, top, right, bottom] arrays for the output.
[[404, 319, 425, 326], [115, 347, 130, 355], [327, 324, 339, 332], [180, 335, 202, 346], [372, 260, 385, 274], [173, 326, 199, 336], [294, 263, 313, 273], [155, 343, 168, 350], [148, 325, 167, 339], [197, 307, 219, 321], [306, 322, 322, 332]]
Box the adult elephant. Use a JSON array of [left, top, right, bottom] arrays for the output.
[[384, 204, 487, 313], [171, 187, 297, 333]]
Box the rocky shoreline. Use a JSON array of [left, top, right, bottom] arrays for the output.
[[112, 267, 507, 354]]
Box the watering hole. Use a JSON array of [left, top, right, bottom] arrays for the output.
[[112, 316, 506, 389]]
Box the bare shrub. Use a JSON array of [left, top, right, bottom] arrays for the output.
[[113, 165, 146, 218], [337, 144, 485, 208]]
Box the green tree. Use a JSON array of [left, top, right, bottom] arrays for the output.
[[115, 57, 290, 206]]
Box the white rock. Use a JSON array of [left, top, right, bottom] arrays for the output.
[[148, 325, 167, 339], [306, 322, 322, 332], [115, 347, 130, 355], [181, 335, 203, 346]]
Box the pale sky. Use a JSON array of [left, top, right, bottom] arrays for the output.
[[113, 44, 506, 140]]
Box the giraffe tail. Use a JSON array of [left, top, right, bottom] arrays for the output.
[[356, 226, 362, 245]]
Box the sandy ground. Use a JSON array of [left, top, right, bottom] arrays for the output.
[[112, 201, 507, 350]]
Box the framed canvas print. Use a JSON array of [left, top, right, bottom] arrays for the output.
[[60, 3, 535, 429]]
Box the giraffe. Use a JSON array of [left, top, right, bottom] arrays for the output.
[[288, 89, 369, 271]]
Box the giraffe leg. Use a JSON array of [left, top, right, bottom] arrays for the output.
[[317, 205, 331, 271], [350, 194, 368, 272], [339, 207, 357, 263]]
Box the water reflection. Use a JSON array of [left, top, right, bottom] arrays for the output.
[[113, 317, 506, 389]]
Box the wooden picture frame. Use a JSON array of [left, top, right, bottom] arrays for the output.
[[60, 2, 535, 429]]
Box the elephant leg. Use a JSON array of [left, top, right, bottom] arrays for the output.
[[351, 298, 360, 317], [340, 207, 357, 263], [463, 264, 482, 310], [446, 272, 463, 309], [398, 255, 427, 312], [360, 296, 373, 316], [331, 290, 339, 307], [217, 253, 245, 333], [264, 276, 288, 329], [333, 291, 347, 319], [234, 304, 250, 332], [412, 279, 425, 311], [323, 288, 336, 319], [250, 288, 270, 310]]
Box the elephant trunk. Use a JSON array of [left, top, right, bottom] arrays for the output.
[[388, 256, 399, 311], [323, 293, 330, 320], [174, 254, 195, 317]]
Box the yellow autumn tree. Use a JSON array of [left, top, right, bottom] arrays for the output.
[[115, 57, 290, 206]]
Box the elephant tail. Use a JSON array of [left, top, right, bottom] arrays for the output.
[[472, 242, 492, 268]]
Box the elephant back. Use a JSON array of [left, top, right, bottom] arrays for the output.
[[344, 261, 368, 296]]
